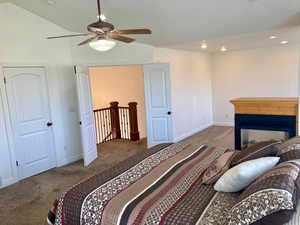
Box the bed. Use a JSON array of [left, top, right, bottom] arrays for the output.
[[50, 141, 300, 225]]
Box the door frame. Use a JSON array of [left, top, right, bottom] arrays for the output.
[[0, 64, 57, 186], [82, 62, 174, 148]]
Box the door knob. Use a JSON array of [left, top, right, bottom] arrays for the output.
[[167, 111, 172, 115], [47, 122, 53, 127]]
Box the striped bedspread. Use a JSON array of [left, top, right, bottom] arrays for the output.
[[54, 143, 228, 225]]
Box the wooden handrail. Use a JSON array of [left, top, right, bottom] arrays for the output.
[[93, 107, 110, 112]]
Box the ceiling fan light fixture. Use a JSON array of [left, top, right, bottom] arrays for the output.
[[89, 39, 116, 51]]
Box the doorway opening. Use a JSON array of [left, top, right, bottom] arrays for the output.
[[75, 63, 173, 166], [89, 65, 148, 154]]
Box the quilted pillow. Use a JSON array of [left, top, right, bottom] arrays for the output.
[[277, 136, 300, 163], [227, 160, 300, 225], [214, 157, 279, 192], [277, 136, 300, 154], [202, 149, 236, 184], [231, 140, 281, 166]]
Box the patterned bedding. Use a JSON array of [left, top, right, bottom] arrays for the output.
[[52, 141, 300, 225], [53, 142, 230, 225]]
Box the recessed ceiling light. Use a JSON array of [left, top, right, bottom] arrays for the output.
[[281, 40, 288, 44], [97, 14, 107, 21], [201, 41, 208, 49], [220, 46, 227, 52], [269, 35, 277, 39], [47, 0, 56, 5]]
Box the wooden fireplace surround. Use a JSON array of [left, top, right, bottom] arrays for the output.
[[230, 98, 298, 150]]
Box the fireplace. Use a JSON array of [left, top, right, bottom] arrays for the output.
[[231, 98, 298, 150]]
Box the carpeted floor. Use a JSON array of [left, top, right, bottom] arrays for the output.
[[0, 126, 234, 225]]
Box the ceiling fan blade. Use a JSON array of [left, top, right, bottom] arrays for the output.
[[78, 36, 98, 46], [109, 34, 135, 43], [112, 29, 152, 35], [47, 34, 89, 39]]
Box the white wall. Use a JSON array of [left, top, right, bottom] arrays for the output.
[[0, 3, 82, 187], [212, 46, 300, 126], [153, 48, 213, 141], [89, 65, 147, 138]]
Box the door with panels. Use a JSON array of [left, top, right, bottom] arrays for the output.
[[75, 66, 98, 166], [3, 67, 56, 180], [143, 64, 173, 147]]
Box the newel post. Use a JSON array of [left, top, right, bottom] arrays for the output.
[[110, 101, 121, 139], [128, 102, 140, 141]]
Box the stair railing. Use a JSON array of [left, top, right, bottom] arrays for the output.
[[93, 101, 140, 144]]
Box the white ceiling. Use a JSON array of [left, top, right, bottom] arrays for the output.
[[168, 26, 300, 53], [4, 0, 300, 51]]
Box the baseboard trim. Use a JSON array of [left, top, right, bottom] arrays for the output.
[[0, 177, 17, 189], [57, 153, 82, 167], [1, 153, 83, 188], [214, 122, 234, 127], [174, 124, 213, 142]]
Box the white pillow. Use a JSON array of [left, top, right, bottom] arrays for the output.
[[214, 157, 280, 192]]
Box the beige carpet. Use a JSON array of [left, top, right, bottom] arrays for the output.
[[0, 126, 234, 225]]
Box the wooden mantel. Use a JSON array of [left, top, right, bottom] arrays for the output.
[[230, 98, 298, 116], [230, 97, 298, 150]]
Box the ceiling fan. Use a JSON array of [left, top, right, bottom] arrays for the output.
[[47, 0, 152, 51]]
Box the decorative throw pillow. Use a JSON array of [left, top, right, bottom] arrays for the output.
[[231, 140, 281, 166], [227, 160, 300, 225], [214, 157, 280, 192], [202, 149, 236, 184], [277, 137, 300, 163], [277, 136, 300, 154]]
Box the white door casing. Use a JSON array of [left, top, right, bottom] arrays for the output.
[[143, 64, 173, 147], [75, 66, 98, 166], [3, 67, 56, 180]]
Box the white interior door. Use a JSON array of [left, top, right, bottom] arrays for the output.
[[3, 67, 56, 180], [75, 66, 98, 166], [143, 64, 173, 147]]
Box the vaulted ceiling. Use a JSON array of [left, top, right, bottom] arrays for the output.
[[4, 0, 300, 51]]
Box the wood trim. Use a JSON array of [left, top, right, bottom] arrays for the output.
[[230, 98, 298, 116]]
